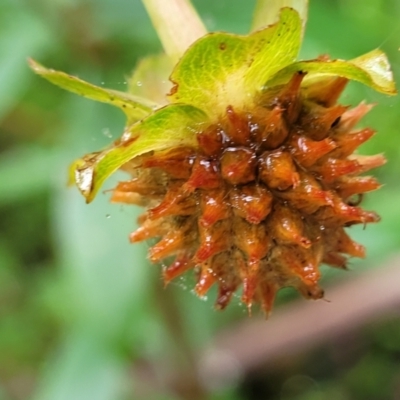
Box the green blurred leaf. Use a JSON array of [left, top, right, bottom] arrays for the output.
[[345, 354, 395, 400], [29, 59, 157, 123], [33, 330, 126, 400], [0, 5, 54, 120], [73, 104, 207, 202], [266, 49, 397, 95], [0, 146, 55, 206], [169, 8, 302, 116]]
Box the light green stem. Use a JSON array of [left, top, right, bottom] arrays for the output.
[[141, 0, 207, 63], [251, 0, 308, 37]]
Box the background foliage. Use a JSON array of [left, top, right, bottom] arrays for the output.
[[1, 1, 400, 399]]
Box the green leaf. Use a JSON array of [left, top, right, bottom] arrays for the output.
[[0, 146, 54, 206], [28, 59, 157, 123], [128, 54, 174, 105], [0, 9, 54, 121], [265, 49, 397, 95], [73, 104, 207, 202], [169, 7, 302, 117]]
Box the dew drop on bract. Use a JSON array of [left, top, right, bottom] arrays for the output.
[[102, 128, 112, 138]]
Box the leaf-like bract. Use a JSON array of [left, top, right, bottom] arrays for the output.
[[168, 8, 302, 117], [265, 49, 397, 95], [29, 58, 156, 123], [72, 104, 207, 202]]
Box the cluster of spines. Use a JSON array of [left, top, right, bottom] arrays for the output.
[[112, 71, 384, 315]]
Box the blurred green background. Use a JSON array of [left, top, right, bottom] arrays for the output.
[[1, 0, 400, 399]]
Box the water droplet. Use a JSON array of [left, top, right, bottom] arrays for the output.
[[106, 214, 111, 219], [100, 81, 105, 85], [102, 128, 112, 138], [136, 81, 142, 87]]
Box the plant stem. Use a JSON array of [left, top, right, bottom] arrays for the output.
[[141, 0, 207, 63]]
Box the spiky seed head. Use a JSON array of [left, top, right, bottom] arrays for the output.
[[113, 73, 385, 315], [30, 7, 396, 317]]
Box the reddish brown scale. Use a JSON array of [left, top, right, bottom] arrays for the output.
[[137, 212, 149, 225], [111, 191, 147, 206], [268, 244, 322, 291], [297, 283, 324, 301], [113, 71, 385, 316], [199, 188, 231, 227], [258, 280, 278, 316], [142, 147, 195, 179], [300, 102, 348, 140], [215, 284, 236, 310], [233, 217, 270, 261], [328, 228, 366, 258], [334, 176, 381, 200], [331, 128, 375, 158], [277, 171, 334, 214], [225, 105, 251, 145], [195, 262, 217, 297], [315, 197, 380, 227], [197, 124, 224, 156], [195, 219, 231, 263], [255, 106, 289, 149], [113, 178, 165, 197], [258, 150, 299, 190], [241, 262, 261, 311], [220, 147, 257, 184], [129, 217, 168, 242], [281, 245, 321, 286], [289, 134, 337, 168], [148, 181, 197, 219], [269, 204, 312, 248], [230, 184, 273, 224], [149, 219, 197, 262], [323, 251, 348, 269], [303, 77, 348, 107], [212, 252, 242, 310], [184, 156, 221, 191], [339, 102, 374, 131], [163, 253, 195, 283], [349, 154, 386, 173], [311, 157, 361, 183], [265, 70, 305, 123]]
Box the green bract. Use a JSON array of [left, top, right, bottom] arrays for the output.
[[73, 104, 207, 201], [169, 8, 302, 115], [28, 59, 157, 124], [30, 7, 396, 203], [265, 49, 397, 92]]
